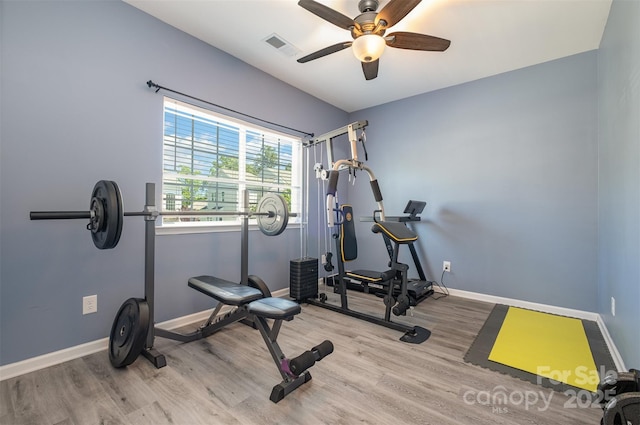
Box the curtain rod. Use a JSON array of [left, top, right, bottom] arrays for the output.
[[146, 80, 314, 138]]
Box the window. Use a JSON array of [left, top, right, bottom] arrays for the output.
[[162, 98, 302, 230]]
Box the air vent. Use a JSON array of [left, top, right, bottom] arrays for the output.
[[263, 33, 300, 57]]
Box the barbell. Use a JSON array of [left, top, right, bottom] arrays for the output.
[[30, 180, 296, 249]]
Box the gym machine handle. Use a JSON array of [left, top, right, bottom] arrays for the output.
[[370, 179, 383, 203], [372, 209, 383, 223], [326, 171, 339, 227]]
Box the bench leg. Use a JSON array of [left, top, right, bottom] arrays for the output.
[[252, 315, 333, 403], [253, 316, 291, 382], [271, 339, 334, 402], [269, 372, 313, 403]]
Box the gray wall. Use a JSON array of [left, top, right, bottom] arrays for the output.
[[0, 0, 347, 365], [597, 0, 640, 369], [346, 51, 599, 312]]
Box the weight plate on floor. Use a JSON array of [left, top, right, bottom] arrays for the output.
[[89, 180, 124, 249], [256, 193, 289, 236], [108, 298, 149, 368]]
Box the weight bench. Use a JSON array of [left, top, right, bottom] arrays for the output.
[[186, 275, 333, 403]]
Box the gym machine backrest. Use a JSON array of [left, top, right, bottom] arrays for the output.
[[339, 204, 395, 285]]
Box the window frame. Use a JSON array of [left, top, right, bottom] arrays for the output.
[[158, 97, 302, 235]]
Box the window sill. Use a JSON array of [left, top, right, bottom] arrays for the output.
[[156, 222, 301, 236]]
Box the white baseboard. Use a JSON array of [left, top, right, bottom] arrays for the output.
[[0, 337, 110, 382], [596, 315, 627, 372], [441, 287, 599, 321], [0, 288, 289, 381]]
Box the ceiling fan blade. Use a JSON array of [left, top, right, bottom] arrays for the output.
[[386, 32, 451, 51], [297, 41, 352, 63], [362, 60, 379, 80], [375, 0, 421, 29], [298, 0, 355, 30]]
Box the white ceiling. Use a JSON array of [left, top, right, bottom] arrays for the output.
[[124, 0, 612, 112]]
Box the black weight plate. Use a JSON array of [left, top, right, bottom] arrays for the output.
[[109, 181, 124, 248], [109, 298, 149, 368], [90, 180, 124, 249], [256, 193, 289, 236]]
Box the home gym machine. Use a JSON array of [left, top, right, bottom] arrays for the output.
[[30, 180, 333, 403], [301, 121, 430, 344], [344, 199, 434, 306]]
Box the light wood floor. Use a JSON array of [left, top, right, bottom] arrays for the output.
[[1, 288, 604, 425]]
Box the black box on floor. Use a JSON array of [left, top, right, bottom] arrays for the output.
[[290, 257, 318, 301]]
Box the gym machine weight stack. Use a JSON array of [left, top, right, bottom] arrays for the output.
[[290, 257, 319, 302]]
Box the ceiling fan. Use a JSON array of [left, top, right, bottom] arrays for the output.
[[297, 0, 451, 80]]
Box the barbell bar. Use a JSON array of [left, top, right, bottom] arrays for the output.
[[29, 210, 279, 219], [30, 180, 296, 249]]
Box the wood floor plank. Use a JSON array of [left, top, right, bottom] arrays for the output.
[[0, 292, 604, 424], [0, 379, 15, 419], [83, 352, 158, 416]]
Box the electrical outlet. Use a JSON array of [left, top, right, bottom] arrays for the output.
[[443, 261, 451, 272], [83, 295, 97, 315], [611, 297, 615, 317]]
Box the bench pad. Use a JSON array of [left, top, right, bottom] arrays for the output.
[[248, 297, 301, 320], [188, 275, 263, 306], [372, 221, 417, 244]]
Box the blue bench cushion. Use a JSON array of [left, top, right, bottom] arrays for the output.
[[188, 275, 263, 306], [248, 297, 301, 320]]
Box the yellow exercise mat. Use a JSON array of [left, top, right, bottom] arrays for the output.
[[488, 307, 599, 392]]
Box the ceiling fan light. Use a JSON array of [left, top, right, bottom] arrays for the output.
[[352, 34, 385, 62]]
